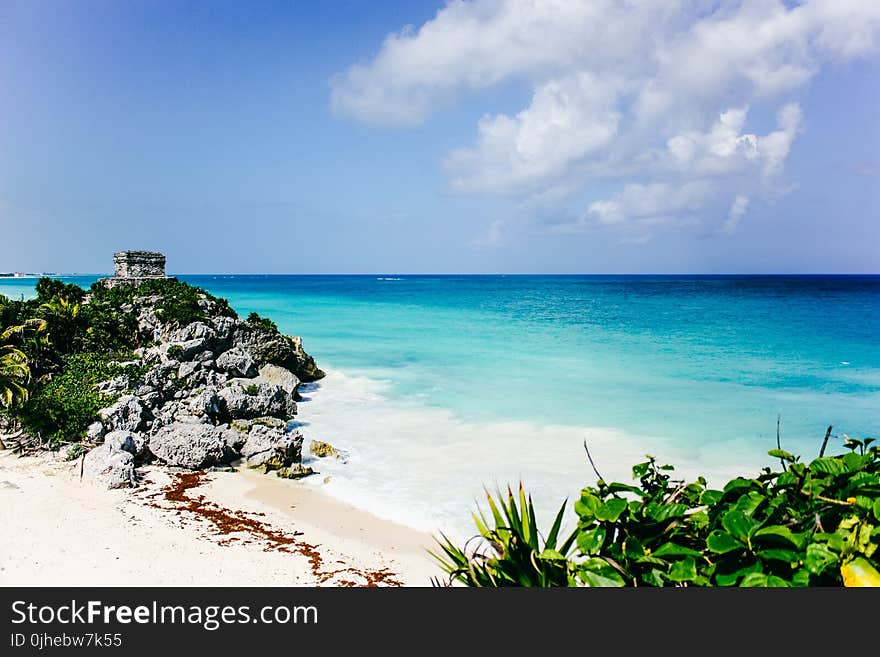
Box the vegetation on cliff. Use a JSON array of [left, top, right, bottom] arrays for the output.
[[0, 277, 321, 458]]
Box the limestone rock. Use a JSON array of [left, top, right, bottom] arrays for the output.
[[309, 439, 341, 459], [230, 323, 324, 382], [187, 387, 222, 421], [95, 374, 130, 395], [99, 395, 148, 433], [216, 347, 258, 378], [83, 444, 137, 489], [178, 360, 200, 381], [240, 426, 303, 471], [86, 421, 106, 443], [149, 422, 237, 469], [103, 430, 148, 460], [217, 379, 296, 421], [257, 364, 300, 396], [276, 464, 315, 479], [172, 321, 215, 344], [165, 338, 207, 362]]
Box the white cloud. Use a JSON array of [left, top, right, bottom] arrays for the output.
[[720, 194, 751, 235], [665, 102, 803, 179], [332, 0, 880, 237], [445, 72, 620, 194], [471, 218, 506, 249]]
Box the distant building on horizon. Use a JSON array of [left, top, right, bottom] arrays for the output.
[[99, 250, 168, 288]]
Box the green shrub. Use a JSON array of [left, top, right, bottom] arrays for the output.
[[246, 312, 278, 333], [35, 278, 84, 306], [243, 384, 259, 396], [63, 443, 86, 461], [20, 353, 139, 446], [166, 344, 184, 359], [433, 435, 880, 587]]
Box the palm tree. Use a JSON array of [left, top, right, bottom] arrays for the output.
[[39, 293, 81, 354], [0, 319, 47, 408], [0, 343, 30, 409]]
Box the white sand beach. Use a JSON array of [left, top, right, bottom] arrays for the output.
[[0, 450, 438, 587]]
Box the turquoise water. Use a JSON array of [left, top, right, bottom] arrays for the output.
[[3, 275, 878, 534]]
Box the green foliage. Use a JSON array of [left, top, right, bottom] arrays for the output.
[[90, 277, 236, 326], [39, 292, 85, 356], [243, 384, 259, 396], [431, 484, 575, 586], [166, 344, 184, 360], [0, 316, 47, 408], [247, 312, 278, 333], [20, 353, 141, 446], [434, 436, 880, 587], [3, 277, 243, 450], [35, 278, 84, 306], [63, 443, 86, 461]]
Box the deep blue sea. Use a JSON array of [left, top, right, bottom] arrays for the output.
[[3, 274, 878, 535]]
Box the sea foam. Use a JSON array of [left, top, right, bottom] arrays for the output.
[[293, 368, 768, 541]]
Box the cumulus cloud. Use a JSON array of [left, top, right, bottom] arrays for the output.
[[720, 195, 751, 235], [445, 72, 620, 194], [332, 0, 880, 237]]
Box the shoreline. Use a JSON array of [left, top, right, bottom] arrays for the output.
[[289, 368, 772, 541], [0, 450, 438, 587]]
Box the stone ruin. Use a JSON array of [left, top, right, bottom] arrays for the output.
[[99, 251, 168, 288]]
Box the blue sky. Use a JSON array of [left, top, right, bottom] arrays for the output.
[[1, 0, 877, 274]]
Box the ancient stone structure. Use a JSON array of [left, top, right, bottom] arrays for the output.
[[99, 251, 167, 288]]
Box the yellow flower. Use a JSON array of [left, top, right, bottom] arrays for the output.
[[846, 497, 857, 504]]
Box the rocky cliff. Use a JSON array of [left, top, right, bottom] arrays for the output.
[[79, 287, 324, 488]]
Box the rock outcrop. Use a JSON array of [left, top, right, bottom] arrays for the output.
[[80, 285, 323, 486]]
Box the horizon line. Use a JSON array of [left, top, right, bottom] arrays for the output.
[[4, 272, 880, 277]]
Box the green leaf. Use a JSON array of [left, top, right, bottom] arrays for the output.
[[756, 548, 799, 564], [874, 498, 880, 522], [653, 542, 702, 558], [643, 569, 665, 587], [700, 489, 723, 507], [845, 472, 879, 490], [740, 572, 769, 587], [722, 510, 760, 543], [715, 561, 761, 586], [753, 525, 804, 549], [576, 527, 606, 555], [723, 478, 756, 494], [544, 499, 567, 551], [623, 536, 645, 559], [578, 558, 625, 587], [631, 461, 651, 479], [688, 510, 709, 530], [852, 495, 873, 511], [595, 498, 628, 522], [605, 482, 645, 497], [816, 531, 847, 553], [767, 448, 796, 462], [733, 491, 765, 517], [805, 543, 839, 575], [648, 503, 689, 523], [809, 457, 847, 476], [667, 557, 697, 582], [706, 530, 743, 554], [842, 451, 868, 472], [574, 492, 600, 520], [537, 548, 566, 561]]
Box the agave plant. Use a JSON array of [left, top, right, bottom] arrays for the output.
[[431, 483, 576, 587]]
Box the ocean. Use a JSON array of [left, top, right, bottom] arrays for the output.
[[3, 274, 878, 538]]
